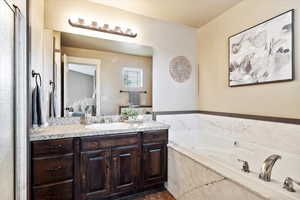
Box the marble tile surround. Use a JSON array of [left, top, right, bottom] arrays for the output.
[[158, 114, 300, 155], [167, 147, 264, 200], [157, 114, 300, 200]]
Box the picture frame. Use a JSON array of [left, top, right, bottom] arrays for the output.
[[228, 10, 294, 87]]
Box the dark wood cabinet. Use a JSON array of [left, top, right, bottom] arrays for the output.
[[80, 149, 111, 200], [142, 130, 168, 188], [32, 180, 74, 200], [32, 138, 74, 157], [32, 155, 74, 186], [142, 143, 167, 187], [31, 130, 168, 200], [31, 138, 75, 200], [111, 145, 140, 193]]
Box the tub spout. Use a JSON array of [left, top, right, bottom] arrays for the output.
[[259, 154, 281, 182]]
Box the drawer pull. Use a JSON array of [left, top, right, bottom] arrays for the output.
[[53, 144, 63, 148], [47, 144, 63, 151], [46, 166, 62, 171], [151, 134, 160, 138]]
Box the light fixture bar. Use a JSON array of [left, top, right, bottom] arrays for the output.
[[68, 18, 137, 38]]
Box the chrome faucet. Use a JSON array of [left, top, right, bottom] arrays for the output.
[[259, 154, 281, 182], [104, 116, 113, 123], [237, 159, 250, 173], [283, 177, 300, 192], [80, 113, 88, 125]]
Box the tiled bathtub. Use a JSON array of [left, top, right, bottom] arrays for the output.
[[157, 114, 300, 200]]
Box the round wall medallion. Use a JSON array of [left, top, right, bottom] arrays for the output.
[[169, 56, 192, 83]]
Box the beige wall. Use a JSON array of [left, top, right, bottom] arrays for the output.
[[198, 0, 300, 118], [29, 0, 44, 84], [62, 47, 153, 115], [29, 0, 52, 121]]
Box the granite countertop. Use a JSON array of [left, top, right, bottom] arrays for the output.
[[30, 121, 170, 141]]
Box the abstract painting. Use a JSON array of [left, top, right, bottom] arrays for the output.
[[229, 10, 294, 87]]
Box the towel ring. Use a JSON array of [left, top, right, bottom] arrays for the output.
[[32, 70, 42, 87], [50, 81, 55, 90]]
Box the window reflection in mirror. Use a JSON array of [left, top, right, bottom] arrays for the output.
[[123, 67, 143, 88]]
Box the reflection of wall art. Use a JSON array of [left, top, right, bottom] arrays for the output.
[[229, 10, 294, 87], [169, 56, 192, 83]]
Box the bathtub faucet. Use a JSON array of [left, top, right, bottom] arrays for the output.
[[237, 159, 250, 173], [259, 154, 281, 182], [283, 177, 300, 192]]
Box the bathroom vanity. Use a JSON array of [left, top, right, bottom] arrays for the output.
[[30, 122, 169, 200]]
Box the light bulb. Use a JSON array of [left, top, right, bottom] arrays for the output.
[[103, 24, 110, 30], [78, 18, 85, 25], [91, 21, 98, 27], [125, 28, 133, 35], [114, 26, 122, 33]]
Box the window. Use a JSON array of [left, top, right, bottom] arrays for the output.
[[123, 67, 143, 88]]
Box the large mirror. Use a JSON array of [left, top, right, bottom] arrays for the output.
[[49, 32, 153, 118]]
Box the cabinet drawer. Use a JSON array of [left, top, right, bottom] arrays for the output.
[[32, 155, 74, 186], [143, 130, 168, 143], [33, 180, 73, 200], [81, 133, 139, 151], [32, 138, 74, 158]]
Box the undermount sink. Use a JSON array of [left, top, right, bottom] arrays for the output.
[[86, 122, 135, 130]]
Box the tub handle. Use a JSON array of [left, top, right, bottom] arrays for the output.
[[283, 177, 300, 192], [237, 159, 250, 173], [233, 141, 239, 146]]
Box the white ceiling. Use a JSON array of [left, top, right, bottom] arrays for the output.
[[61, 32, 153, 57], [88, 0, 243, 28]]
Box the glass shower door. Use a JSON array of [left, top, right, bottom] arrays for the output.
[[0, 0, 15, 199]]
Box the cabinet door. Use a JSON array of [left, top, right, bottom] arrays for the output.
[[142, 143, 167, 187], [111, 145, 139, 193], [81, 150, 111, 200]]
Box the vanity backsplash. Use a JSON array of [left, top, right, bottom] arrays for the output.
[[46, 114, 153, 126]]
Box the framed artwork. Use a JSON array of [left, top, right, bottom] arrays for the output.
[[229, 10, 294, 87]]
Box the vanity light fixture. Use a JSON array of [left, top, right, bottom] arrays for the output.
[[68, 17, 137, 38]]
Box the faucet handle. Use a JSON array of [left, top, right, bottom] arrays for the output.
[[283, 177, 300, 192], [237, 159, 250, 173]]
